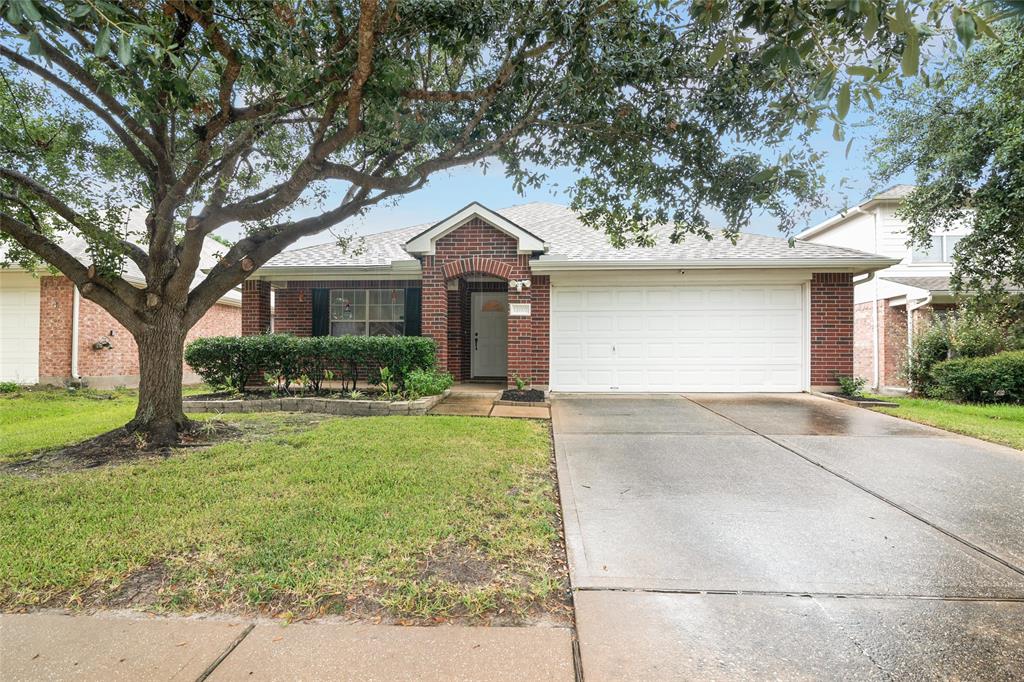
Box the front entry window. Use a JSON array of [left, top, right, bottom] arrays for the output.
[[330, 289, 405, 336]]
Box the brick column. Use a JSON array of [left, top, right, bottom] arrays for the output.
[[38, 276, 74, 381], [241, 279, 271, 336], [810, 272, 854, 387], [505, 254, 533, 386], [420, 255, 449, 371], [530, 275, 550, 386]]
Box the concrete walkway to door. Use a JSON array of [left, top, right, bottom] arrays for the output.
[[553, 393, 1024, 680]]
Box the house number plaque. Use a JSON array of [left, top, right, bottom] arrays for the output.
[[509, 303, 532, 317]]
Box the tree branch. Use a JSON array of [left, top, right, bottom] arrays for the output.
[[0, 45, 157, 180], [0, 166, 150, 273], [0, 212, 142, 331]]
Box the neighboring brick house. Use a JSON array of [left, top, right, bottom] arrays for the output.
[[0, 237, 241, 387], [243, 202, 896, 392], [796, 185, 968, 390]]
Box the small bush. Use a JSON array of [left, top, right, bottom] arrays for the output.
[[929, 350, 1024, 403], [835, 374, 867, 398], [405, 369, 454, 399], [0, 381, 19, 394], [185, 334, 438, 394]]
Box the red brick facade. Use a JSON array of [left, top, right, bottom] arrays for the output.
[[239, 220, 859, 391], [242, 279, 271, 335], [853, 299, 955, 389], [37, 275, 241, 386], [810, 272, 854, 387], [418, 217, 548, 387]]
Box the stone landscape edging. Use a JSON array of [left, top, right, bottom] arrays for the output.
[[183, 390, 449, 416]]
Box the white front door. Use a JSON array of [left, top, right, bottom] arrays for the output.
[[471, 291, 508, 378], [549, 284, 806, 392]]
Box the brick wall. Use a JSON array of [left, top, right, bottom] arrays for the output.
[[882, 302, 908, 388], [260, 280, 421, 338], [530, 275, 550, 385], [853, 301, 874, 383], [38, 276, 74, 379], [242, 280, 271, 335], [38, 275, 241, 385], [810, 272, 854, 387], [417, 217, 550, 386]]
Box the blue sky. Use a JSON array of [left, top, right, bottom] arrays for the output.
[[240, 110, 911, 252]]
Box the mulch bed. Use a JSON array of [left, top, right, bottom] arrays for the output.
[[825, 392, 900, 407], [500, 389, 546, 403]]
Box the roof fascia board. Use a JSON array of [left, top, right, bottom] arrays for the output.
[[529, 257, 900, 274], [403, 202, 546, 255]]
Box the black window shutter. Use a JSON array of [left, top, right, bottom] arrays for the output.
[[404, 287, 422, 336], [311, 288, 330, 336]]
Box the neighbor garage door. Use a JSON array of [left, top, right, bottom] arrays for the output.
[[549, 284, 805, 392], [0, 273, 41, 384]]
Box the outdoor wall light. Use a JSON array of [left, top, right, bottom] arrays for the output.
[[508, 279, 531, 292]]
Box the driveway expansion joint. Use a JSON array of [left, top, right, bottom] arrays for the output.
[[573, 585, 1024, 603], [195, 622, 255, 682], [683, 395, 1024, 581]]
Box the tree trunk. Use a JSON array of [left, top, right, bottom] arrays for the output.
[[130, 308, 189, 446]]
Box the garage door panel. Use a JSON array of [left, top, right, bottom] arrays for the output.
[[0, 274, 41, 384], [550, 283, 805, 392]]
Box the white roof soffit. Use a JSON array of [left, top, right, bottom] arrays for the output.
[[529, 256, 901, 274], [403, 202, 547, 256]]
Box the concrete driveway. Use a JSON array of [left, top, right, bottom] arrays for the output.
[[553, 394, 1024, 680]]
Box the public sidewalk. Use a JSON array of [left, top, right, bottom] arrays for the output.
[[0, 612, 575, 681]]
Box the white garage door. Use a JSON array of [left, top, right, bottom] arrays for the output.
[[0, 273, 41, 384], [550, 284, 806, 392]]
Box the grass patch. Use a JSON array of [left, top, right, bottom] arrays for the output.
[[0, 385, 204, 462], [870, 395, 1024, 450], [0, 387, 139, 461], [0, 414, 567, 623]]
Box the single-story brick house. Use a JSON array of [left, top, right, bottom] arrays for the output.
[[0, 236, 241, 387], [243, 202, 898, 392]]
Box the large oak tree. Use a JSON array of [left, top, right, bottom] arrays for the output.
[[0, 0, 997, 443]]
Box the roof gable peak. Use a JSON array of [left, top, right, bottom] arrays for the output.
[[403, 202, 547, 256]]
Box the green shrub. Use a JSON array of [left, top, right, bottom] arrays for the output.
[[904, 322, 950, 393], [947, 314, 1004, 359], [405, 369, 454, 399], [0, 381, 19, 394], [185, 334, 438, 394], [835, 374, 867, 398], [929, 350, 1024, 403]]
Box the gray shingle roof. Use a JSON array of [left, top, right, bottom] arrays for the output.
[[882, 276, 1024, 294], [1, 234, 241, 304], [261, 202, 891, 271], [882, 276, 955, 292]]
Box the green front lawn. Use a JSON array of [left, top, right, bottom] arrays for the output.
[[870, 396, 1024, 450], [0, 387, 139, 461], [0, 385, 205, 462], [0, 390, 565, 623]]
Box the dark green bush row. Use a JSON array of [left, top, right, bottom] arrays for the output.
[[185, 334, 437, 393], [929, 351, 1024, 403]]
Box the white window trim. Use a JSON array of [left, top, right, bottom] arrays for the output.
[[329, 288, 406, 336]]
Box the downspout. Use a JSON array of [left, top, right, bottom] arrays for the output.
[[871, 208, 881, 390], [70, 285, 81, 381]]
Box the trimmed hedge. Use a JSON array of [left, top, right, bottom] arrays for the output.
[[929, 350, 1024, 403], [185, 334, 437, 393]]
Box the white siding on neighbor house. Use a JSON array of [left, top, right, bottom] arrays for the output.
[[801, 204, 970, 305], [0, 272, 41, 384], [549, 283, 806, 393]]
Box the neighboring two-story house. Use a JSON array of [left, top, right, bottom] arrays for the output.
[[796, 185, 967, 391]]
